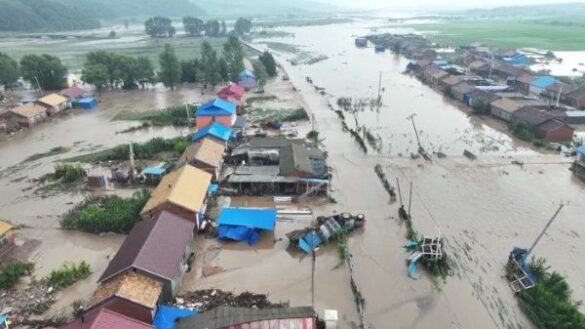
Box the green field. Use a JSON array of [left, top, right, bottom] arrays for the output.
[[0, 27, 258, 71], [409, 20, 585, 51]]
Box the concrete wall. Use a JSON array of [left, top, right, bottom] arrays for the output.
[[102, 297, 155, 323]]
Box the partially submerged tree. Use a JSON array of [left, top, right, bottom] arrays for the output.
[[0, 52, 19, 88], [234, 17, 252, 35], [158, 44, 181, 89], [204, 20, 221, 37], [223, 36, 245, 81], [259, 51, 277, 77], [182, 16, 204, 37], [252, 60, 268, 91], [20, 54, 66, 90], [144, 16, 175, 38], [200, 41, 220, 86]]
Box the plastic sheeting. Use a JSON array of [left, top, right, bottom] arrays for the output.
[[154, 306, 196, 329], [218, 225, 260, 246]]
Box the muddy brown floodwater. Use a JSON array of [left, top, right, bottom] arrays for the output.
[[184, 19, 585, 329]]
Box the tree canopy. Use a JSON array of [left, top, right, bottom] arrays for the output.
[[180, 59, 199, 83], [82, 51, 155, 90], [183, 17, 204, 37], [20, 54, 66, 91], [200, 41, 220, 86], [204, 20, 221, 37], [223, 36, 245, 81], [259, 51, 277, 77], [145, 16, 175, 38], [158, 44, 181, 89], [234, 18, 253, 35], [0, 52, 19, 87], [252, 60, 268, 90]]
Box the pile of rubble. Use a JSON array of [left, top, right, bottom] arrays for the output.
[[0, 282, 61, 328], [175, 289, 287, 312]]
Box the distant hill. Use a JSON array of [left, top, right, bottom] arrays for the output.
[[0, 0, 101, 32], [462, 2, 585, 18], [57, 0, 206, 19], [197, 0, 337, 18]]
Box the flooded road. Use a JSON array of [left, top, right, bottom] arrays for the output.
[[186, 19, 585, 329]]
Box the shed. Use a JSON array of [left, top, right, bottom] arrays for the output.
[[36, 93, 69, 115], [143, 165, 167, 185], [232, 115, 247, 138], [59, 307, 154, 329], [89, 271, 163, 323], [565, 89, 585, 110], [98, 211, 196, 300], [77, 97, 98, 109], [87, 167, 111, 189], [238, 69, 257, 90], [176, 137, 225, 179], [9, 103, 48, 127], [141, 165, 212, 221], [0, 220, 15, 260], [59, 86, 86, 99], [192, 122, 232, 143], [175, 306, 317, 329], [451, 82, 476, 102], [195, 98, 237, 129], [216, 208, 277, 245]]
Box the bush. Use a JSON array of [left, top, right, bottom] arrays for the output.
[[54, 163, 86, 183], [60, 189, 151, 234], [512, 122, 536, 142], [72, 299, 85, 317], [0, 261, 27, 289], [44, 261, 91, 289], [471, 99, 490, 115], [113, 105, 194, 126]]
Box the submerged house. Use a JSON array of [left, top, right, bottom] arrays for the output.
[[238, 69, 258, 90], [9, 103, 48, 127], [89, 271, 163, 323], [59, 86, 86, 100], [451, 82, 476, 103], [98, 211, 195, 301], [0, 220, 15, 261], [141, 165, 212, 221], [176, 137, 226, 180], [175, 306, 318, 329], [216, 208, 277, 245], [59, 307, 154, 329], [195, 98, 237, 129], [565, 89, 585, 110], [217, 83, 245, 102], [490, 97, 547, 122], [529, 76, 557, 95], [36, 93, 69, 115], [512, 107, 575, 142]]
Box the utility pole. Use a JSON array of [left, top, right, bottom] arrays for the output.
[[184, 103, 191, 124], [408, 181, 413, 217], [129, 142, 136, 176], [377, 71, 382, 102], [488, 54, 494, 80], [527, 204, 564, 256], [406, 113, 422, 150], [312, 112, 315, 133], [555, 85, 563, 109]]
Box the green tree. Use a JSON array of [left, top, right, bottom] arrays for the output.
[[223, 36, 245, 81], [218, 57, 229, 82], [252, 60, 268, 91], [144, 16, 174, 38], [109, 30, 116, 38], [234, 18, 252, 35], [81, 64, 109, 90], [471, 99, 490, 115], [135, 57, 156, 88], [158, 44, 181, 89], [200, 41, 220, 86], [182, 16, 203, 37], [20, 54, 66, 90], [204, 20, 220, 37], [221, 21, 227, 35], [180, 59, 198, 83], [259, 51, 277, 77], [0, 52, 19, 88]]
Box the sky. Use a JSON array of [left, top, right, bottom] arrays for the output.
[[321, 0, 585, 10]]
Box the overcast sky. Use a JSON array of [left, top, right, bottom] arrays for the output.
[[322, 0, 585, 10]]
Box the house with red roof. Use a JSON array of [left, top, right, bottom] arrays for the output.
[[217, 83, 244, 102], [59, 306, 153, 329]]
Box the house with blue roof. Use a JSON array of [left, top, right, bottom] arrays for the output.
[[216, 207, 277, 245], [238, 69, 257, 90], [529, 76, 557, 95], [195, 98, 237, 129], [192, 122, 232, 144]]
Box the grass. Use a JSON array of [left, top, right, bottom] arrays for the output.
[[113, 104, 195, 126], [245, 95, 278, 105], [408, 20, 585, 51], [23, 146, 70, 163], [249, 107, 309, 122], [43, 261, 91, 289], [258, 42, 301, 54]]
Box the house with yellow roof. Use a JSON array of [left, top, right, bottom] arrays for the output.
[[0, 220, 15, 260], [141, 165, 212, 222], [36, 93, 69, 115], [9, 103, 48, 127]]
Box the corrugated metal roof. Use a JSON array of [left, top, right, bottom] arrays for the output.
[[192, 122, 232, 142], [98, 211, 195, 283], [37, 93, 68, 107], [177, 137, 225, 169], [175, 306, 316, 329], [143, 165, 166, 176], [59, 307, 154, 329], [531, 76, 557, 89], [239, 69, 256, 79], [59, 86, 85, 99], [217, 208, 277, 231], [196, 98, 237, 116], [141, 166, 211, 215]]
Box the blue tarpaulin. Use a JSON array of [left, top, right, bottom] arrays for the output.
[[0, 314, 6, 323], [192, 122, 232, 142], [208, 183, 218, 193], [299, 231, 322, 253], [153, 306, 196, 329], [577, 145, 585, 154], [78, 97, 97, 109], [216, 208, 277, 231], [143, 165, 166, 176], [217, 225, 260, 245]]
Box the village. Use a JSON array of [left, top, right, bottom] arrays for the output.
[[1, 13, 585, 329]]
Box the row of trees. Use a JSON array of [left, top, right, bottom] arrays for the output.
[[145, 16, 253, 38], [0, 52, 66, 91]]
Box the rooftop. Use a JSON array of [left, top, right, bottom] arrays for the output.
[[0, 220, 13, 236], [59, 86, 86, 99], [59, 307, 154, 329], [9, 103, 47, 118], [545, 83, 578, 95], [196, 98, 237, 117], [239, 69, 256, 79], [279, 143, 327, 177], [90, 271, 163, 309], [218, 83, 245, 100], [141, 165, 212, 215], [192, 122, 232, 143], [37, 93, 68, 107], [176, 137, 225, 169], [216, 208, 277, 231], [99, 211, 195, 283], [531, 76, 557, 89]]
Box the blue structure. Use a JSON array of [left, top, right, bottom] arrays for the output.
[[531, 76, 557, 90], [374, 44, 385, 53], [192, 122, 232, 143], [77, 97, 97, 109], [216, 208, 277, 245], [503, 53, 531, 67], [299, 231, 322, 253], [153, 305, 196, 329], [433, 60, 448, 68], [143, 165, 166, 176], [208, 183, 219, 194], [238, 69, 258, 90], [195, 98, 237, 117], [355, 37, 368, 47]]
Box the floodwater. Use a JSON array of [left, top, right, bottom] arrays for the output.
[[530, 51, 585, 77], [186, 19, 585, 329]]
